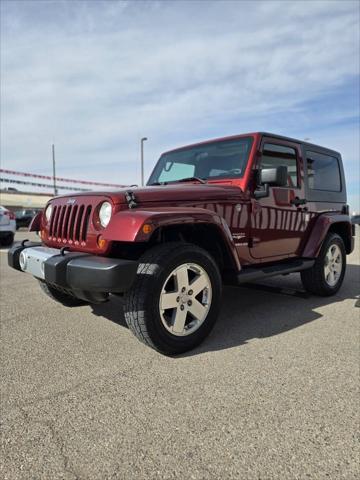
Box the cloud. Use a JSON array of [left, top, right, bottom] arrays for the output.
[[0, 0, 359, 208]]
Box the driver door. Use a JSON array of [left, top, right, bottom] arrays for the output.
[[250, 138, 305, 260]]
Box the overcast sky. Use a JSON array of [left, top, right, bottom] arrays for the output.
[[1, 0, 359, 209]]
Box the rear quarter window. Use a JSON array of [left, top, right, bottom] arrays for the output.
[[306, 151, 341, 192]]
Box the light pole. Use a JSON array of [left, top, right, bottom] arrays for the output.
[[140, 137, 148, 186], [52, 144, 58, 196]]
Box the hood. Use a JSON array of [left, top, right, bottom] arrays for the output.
[[54, 183, 247, 206]]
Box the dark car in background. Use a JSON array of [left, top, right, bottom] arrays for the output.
[[15, 209, 41, 229]]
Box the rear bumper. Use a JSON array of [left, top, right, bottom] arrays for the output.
[[0, 230, 14, 237], [8, 242, 138, 300]]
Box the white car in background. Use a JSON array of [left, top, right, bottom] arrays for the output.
[[0, 206, 16, 246]]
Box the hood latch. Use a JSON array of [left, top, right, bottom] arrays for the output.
[[125, 190, 137, 209]]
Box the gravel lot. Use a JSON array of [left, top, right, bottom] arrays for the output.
[[1, 230, 359, 480]]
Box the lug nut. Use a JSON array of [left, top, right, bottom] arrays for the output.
[[187, 300, 192, 306], [188, 289, 193, 295], [181, 287, 186, 293], [180, 305, 185, 311], [176, 296, 180, 302]]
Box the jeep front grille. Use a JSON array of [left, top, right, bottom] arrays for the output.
[[49, 204, 92, 244]]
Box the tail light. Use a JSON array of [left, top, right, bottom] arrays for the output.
[[5, 210, 16, 220]]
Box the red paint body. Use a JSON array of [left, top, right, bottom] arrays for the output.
[[33, 132, 354, 272]]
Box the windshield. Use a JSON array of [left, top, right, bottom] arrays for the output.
[[148, 137, 253, 185]]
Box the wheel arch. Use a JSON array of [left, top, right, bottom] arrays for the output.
[[327, 222, 353, 254], [104, 208, 241, 272], [301, 214, 354, 257], [149, 222, 240, 273]]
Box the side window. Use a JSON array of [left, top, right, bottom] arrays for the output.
[[261, 143, 298, 187], [306, 151, 341, 192]]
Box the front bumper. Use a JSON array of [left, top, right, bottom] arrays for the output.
[[8, 242, 138, 302]]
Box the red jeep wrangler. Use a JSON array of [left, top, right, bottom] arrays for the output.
[[9, 132, 355, 354]]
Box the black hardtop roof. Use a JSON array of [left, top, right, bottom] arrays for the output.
[[163, 132, 342, 158], [259, 132, 341, 157]]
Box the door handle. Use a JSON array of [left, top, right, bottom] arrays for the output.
[[290, 197, 307, 207]]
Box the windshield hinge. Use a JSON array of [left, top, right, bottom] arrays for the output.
[[125, 190, 137, 209]]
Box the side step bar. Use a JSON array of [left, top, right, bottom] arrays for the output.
[[235, 259, 315, 284]]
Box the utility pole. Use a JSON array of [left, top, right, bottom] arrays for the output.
[[140, 137, 148, 186], [52, 144, 58, 196]]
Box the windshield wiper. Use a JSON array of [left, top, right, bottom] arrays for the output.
[[148, 177, 206, 186], [173, 177, 206, 184]]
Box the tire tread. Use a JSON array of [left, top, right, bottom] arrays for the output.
[[123, 242, 221, 354], [301, 233, 346, 296]]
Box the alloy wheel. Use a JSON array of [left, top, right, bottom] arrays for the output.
[[324, 244, 343, 287], [159, 263, 212, 336]]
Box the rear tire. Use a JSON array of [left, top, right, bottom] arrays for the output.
[[301, 233, 346, 296], [123, 242, 222, 355], [38, 281, 88, 307]]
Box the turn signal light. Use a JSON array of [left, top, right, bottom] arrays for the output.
[[97, 235, 107, 249], [142, 224, 153, 235]]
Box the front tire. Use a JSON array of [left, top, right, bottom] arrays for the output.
[[38, 281, 88, 307], [301, 233, 346, 296], [123, 242, 222, 355]]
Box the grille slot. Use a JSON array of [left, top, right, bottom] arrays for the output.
[[75, 205, 84, 242], [49, 206, 57, 237], [53, 206, 62, 238], [68, 205, 78, 240], [62, 206, 72, 239], [81, 206, 92, 242], [57, 206, 66, 239], [49, 203, 92, 244]]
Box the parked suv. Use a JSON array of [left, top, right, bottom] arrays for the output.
[[8, 132, 354, 354]]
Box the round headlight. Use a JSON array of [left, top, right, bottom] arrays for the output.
[[45, 204, 52, 222], [99, 201, 112, 227]]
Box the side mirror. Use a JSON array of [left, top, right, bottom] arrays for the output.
[[254, 166, 288, 199], [261, 166, 288, 186]]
